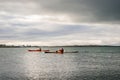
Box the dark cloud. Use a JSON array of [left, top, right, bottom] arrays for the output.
[[85, 0, 120, 22], [38, 0, 120, 23]]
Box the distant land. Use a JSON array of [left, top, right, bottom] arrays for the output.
[[0, 44, 37, 48], [0, 44, 120, 48]]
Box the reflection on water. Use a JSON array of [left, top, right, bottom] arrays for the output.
[[23, 52, 79, 79], [23, 53, 42, 79]]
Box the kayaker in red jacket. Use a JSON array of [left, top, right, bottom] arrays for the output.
[[39, 48, 41, 51], [56, 48, 64, 54]]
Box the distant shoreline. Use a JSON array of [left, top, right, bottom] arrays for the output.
[[0, 44, 120, 48]]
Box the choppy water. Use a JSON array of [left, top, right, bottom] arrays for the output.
[[0, 46, 120, 80]]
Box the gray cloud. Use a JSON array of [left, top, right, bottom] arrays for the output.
[[39, 0, 120, 23], [0, 0, 120, 23]]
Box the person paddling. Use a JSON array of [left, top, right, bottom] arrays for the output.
[[39, 48, 41, 51], [56, 48, 64, 54]]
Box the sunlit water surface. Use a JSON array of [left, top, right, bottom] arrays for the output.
[[0, 47, 120, 80]]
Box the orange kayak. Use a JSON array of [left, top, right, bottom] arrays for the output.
[[28, 49, 49, 52]]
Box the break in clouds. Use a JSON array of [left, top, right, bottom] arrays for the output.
[[0, 0, 120, 46]]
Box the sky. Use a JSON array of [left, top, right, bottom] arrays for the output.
[[0, 0, 120, 46]]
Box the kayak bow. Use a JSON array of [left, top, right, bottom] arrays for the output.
[[28, 49, 49, 52]]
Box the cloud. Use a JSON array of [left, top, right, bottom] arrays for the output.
[[0, 14, 120, 45], [0, 0, 120, 45], [0, 0, 120, 23], [38, 0, 120, 23]]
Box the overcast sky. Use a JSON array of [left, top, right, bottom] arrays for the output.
[[0, 0, 120, 46]]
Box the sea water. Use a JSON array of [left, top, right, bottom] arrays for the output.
[[0, 46, 120, 80]]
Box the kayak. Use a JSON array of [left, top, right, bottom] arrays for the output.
[[45, 51, 79, 54], [28, 50, 41, 52], [64, 51, 79, 53], [45, 51, 63, 54], [28, 49, 49, 52]]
